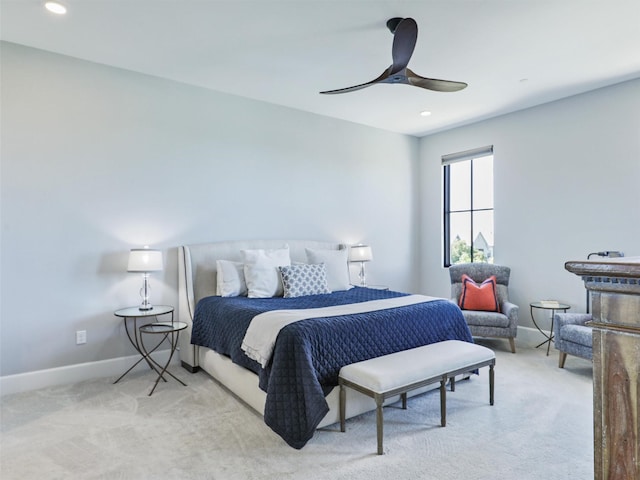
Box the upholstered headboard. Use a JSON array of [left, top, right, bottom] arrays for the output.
[[177, 239, 345, 368]]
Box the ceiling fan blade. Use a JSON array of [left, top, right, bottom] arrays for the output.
[[390, 18, 417, 74], [319, 69, 390, 95], [406, 68, 468, 92]]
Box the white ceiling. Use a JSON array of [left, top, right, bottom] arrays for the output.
[[2, 1, 639, 137]]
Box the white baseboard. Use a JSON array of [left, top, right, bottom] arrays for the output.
[[1, 326, 550, 396], [0, 350, 179, 396], [469, 326, 554, 352], [516, 325, 553, 347]]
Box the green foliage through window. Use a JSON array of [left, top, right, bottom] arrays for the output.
[[450, 236, 488, 265]]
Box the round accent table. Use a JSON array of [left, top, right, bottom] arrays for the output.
[[139, 321, 188, 396], [113, 305, 175, 384], [529, 301, 571, 356]]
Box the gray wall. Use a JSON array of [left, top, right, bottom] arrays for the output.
[[3, 40, 639, 378], [418, 78, 640, 328], [1, 43, 419, 376]]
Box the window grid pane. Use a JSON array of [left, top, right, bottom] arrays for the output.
[[472, 155, 494, 210], [449, 161, 471, 211], [449, 212, 472, 265], [471, 210, 494, 263]]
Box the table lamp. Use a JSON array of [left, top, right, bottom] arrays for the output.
[[127, 247, 163, 310], [349, 244, 373, 287]]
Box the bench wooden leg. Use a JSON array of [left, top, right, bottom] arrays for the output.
[[489, 364, 495, 406], [401, 392, 407, 409], [450, 376, 456, 392], [440, 377, 447, 427], [339, 383, 346, 432], [375, 394, 384, 455]]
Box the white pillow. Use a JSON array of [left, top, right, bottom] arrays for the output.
[[305, 248, 351, 292], [241, 246, 291, 298], [216, 260, 247, 297]]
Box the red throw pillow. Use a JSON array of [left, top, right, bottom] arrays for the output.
[[459, 274, 500, 312]]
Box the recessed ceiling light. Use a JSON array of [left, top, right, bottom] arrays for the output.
[[420, 110, 432, 117], [45, 1, 67, 15]]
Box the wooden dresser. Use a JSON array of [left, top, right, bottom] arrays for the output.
[[565, 257, 640, 480]]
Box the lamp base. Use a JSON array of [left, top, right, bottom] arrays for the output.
[[138, 274, 154, 311], [358, 262, 367, 287]]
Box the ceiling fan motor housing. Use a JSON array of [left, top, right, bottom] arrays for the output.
[[386, 17, 404, 34]]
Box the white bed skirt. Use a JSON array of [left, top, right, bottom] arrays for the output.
[[197, 346, 439, 429], [197, 347, 389, 428]]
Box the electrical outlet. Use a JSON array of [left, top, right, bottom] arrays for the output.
[[76, 330, 87, 345]]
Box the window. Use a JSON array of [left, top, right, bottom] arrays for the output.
[[442, 146, 494, 267]]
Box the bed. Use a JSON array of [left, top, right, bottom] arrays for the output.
[[177, 239, 472, 448]]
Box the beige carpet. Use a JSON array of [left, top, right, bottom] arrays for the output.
[[1, 338, 593, 480]]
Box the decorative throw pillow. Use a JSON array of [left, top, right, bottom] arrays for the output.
[[279, 263, 330, 298], [305, 248, 351, 292], [458, 274, 500, 312], [241, 246, 291, 298], [216, 260, 247, 297]]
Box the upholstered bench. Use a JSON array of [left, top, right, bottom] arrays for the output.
[[338, 340, 496, 455]]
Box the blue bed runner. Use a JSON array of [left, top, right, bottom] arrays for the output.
[[191, 287, 472, 448]]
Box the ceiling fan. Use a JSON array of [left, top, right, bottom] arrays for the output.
[[320, 17, 468, 95]]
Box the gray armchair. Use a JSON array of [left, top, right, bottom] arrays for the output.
[[449, 263, 518, 353], [553, 313, 593, 368]]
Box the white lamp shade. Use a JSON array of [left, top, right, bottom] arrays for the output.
[[127, 249, 163, 272], [349, 245, 373, 262]]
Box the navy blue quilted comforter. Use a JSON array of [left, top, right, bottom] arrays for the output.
[[191, 287, 472, 449]]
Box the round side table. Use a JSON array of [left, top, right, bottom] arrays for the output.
[[113, 305, 174, 384], [139, 321, 188, 396], [530, 301, 570, 356]]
